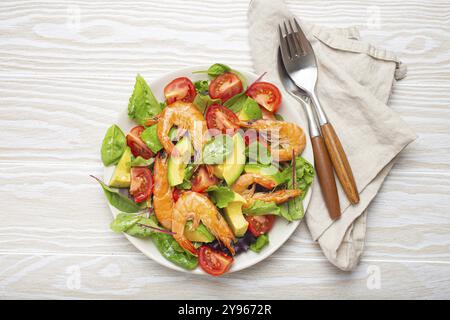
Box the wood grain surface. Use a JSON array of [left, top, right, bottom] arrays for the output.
[[0, 0, 449, 299]]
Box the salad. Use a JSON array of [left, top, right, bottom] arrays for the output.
[[93, 63, 314, 276]]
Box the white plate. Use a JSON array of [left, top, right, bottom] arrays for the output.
[[104, 66, 314, 275]]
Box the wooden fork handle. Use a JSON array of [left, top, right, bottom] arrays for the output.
[[321, 123, 360, 204], [311, 135, 341, 220]]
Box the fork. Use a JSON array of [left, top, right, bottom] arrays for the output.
[[279, 18, 360, 206]]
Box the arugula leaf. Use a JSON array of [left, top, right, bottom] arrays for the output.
[[193, 63, 231, 77], [202, 134, 233, 164], [128, 74, 162, 125], [140, 124, 163, 153], [193, 94, 221, 113], [101, 124, 126, 166], [250, 234, 269, 253], [194, 80, 209, 94], [207, 185, 236, 208], [131, 156, 154, 167], [91, 176, 140, 213], [243, 200, 280, 216]]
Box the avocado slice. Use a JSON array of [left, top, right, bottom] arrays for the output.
[[224, 193, 248, 237], [109, 147, 132, 188], [167, 137, 192, 187], [238, 97, 262, 121], [244, 163, 286, 185], [184, 221, 215, 243], [215, 133, 245, 186]]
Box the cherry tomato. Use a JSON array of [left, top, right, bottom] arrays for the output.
[[191, 166, 218, 193], [261, 107, 277, 120], [246, 215, 276, 236], [172, 188, 182, 202], [246, 82, 282, 113], [130, 167, 153, 203], [209, 72, 243, 102], [164, 77, 196, 104], [198, 245, 233, 276], [205, 104, 240, 134], [126, 126, 154, 159]]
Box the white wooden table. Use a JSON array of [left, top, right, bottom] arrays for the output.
[[1, 0, 449, 299]]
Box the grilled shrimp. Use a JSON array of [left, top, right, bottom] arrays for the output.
[[153, 154, 173, 229], [153, 101, 207, 155], [172, 191, 236, 256], [246, 189, 301, 208], [232, 173, 301, 207], [231, 173, 277, 197], [240, 119, 306, 162]]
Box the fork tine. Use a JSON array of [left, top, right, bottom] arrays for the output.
[[278, 24, 291, 61], [283, 20, 296, 59], [288, 19, 303, 56], [293, 18, 312, 53]]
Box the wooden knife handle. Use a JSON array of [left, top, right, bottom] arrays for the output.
[[311, 135, 341, 220], [321, 123, 360, 204]]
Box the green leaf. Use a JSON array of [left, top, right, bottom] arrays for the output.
[[110, 213, 141, 232], [125, 217, 157, 238], [177, 164, 196, 190], [128, 74, 162, 125], [101, 124, 126, 166], [193, 94, 222, 113], [91, 176, 141, 213], [130, 156, 154, 167], [202, 134, 233, 164], [207, 185, 236, 209], [151, 232, 198, 270], [243, 200, 281, 216], [140, 125, 163, 153], [194, 80, 209, 94], [224, 92, 246, 111], [250, 234, 269, 253], [275, 113, 284, 121], [193, 63, 231, 77]]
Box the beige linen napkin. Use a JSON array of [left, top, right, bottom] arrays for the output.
[[248, 0, 416, 270]]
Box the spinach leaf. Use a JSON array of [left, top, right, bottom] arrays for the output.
[[202, 134, 233, 164], [128, 74, 162, 125], [193, 94, 221, 113], [194, 80, 209, 94], [101, 124, 126, 166], [110, 213, 141, 232], [140, 125, 163, 153], [91, 176, 140, 213], [152, 232, 198, 270], [243, 200, 280, 216], [224, 92, 246, 111], [250, 234, 269, 253], [193, 63, 231, 77], [131, 156, 154, 167], [207, 185, 236, 208], [275, 113, 284, 121]]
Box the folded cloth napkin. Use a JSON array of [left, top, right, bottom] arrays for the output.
[[248, 0, 417, 271]]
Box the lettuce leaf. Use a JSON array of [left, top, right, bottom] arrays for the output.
[[207, 185, 236, 208]]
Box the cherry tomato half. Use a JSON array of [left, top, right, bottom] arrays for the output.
[[246, 215, 276, 237], [130, 167, 153, 203], [209, 72, 243, 102], [164, 77, 196, 104], [172, 188, 182, 202], [191, 166, 218, 193], [246, 82, 282, 113], [198, 245, 234, 276], [126, 126, 154, 159], [205, 104, 240, 134]]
